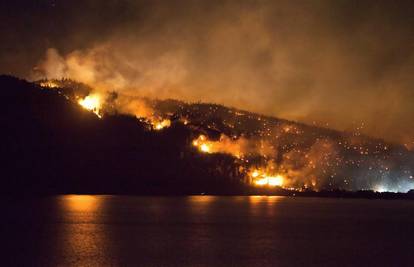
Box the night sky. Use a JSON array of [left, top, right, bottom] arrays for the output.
[[1, 0, 414, 143]]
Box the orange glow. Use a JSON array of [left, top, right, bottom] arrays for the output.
[[61, 195, 100, 212], [152, 119, 171, 130], [200, 143, 211, 153], [191, 134, 245, 157], [254, 177, 269, 186], [39, 81, 59, 88], [78, 94, 102, 118], [250, 168, 285, 187], [267, 175, 284, 186], [193, 135, 213, 153], [59, 195, 108, 265]]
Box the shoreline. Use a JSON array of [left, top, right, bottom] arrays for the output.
[[5, 189, 414, 200]]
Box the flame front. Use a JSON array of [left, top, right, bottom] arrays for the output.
[[39, 81, 59, 88], [78, 94, 102, 118], [192, 134, 246, 157], [250, 169, 285, 187], [192, 135, 287, 188]]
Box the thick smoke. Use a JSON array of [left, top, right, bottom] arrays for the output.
[[9, 0, 413, 144]]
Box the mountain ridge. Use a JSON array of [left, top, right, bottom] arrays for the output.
[[1, 75, 414, 195]]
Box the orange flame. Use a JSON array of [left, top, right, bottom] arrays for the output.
[[78, 94, 102, 118]]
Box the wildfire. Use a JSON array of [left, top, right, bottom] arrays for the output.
[[250, 169, 285, 187], [191, 134, 246, 157], [39, 81, 59, 88], [193, 136, 287, 188], [35, 79, 414, 193], [78, 94, 102, 118], [200, 143, 211, 153], [252, 170, 260, 178], [192, 135, 214, 153], [152, 119, 171, 130], [267, 175, 284, 186]]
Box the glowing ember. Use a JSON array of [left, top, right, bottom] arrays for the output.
[[251, 170, 260, 178], [153, 119, 171, 130], [192, 134, 245, 157], [78, 94, 102, 118], [39, 81, 59, 88], [180, 118, 189, 125], [193, 135, 213, 153]]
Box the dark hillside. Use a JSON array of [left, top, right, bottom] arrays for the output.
[[0, 76, 244, 194]]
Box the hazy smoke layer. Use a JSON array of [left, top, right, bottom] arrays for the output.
[[2, 0, 414, 143]]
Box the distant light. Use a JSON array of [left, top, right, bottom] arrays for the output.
[[375, 186, 387, 193]]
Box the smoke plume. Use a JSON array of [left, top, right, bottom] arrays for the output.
[[1, 0, 413, 143]]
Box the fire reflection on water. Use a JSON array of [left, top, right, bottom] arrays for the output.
[[50, 195, 284, 266], [56, 195, 112, 266], [248, 196, 283, 218], [62, 194, 100, 212]]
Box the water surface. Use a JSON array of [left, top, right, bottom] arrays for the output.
[[2, 196, 414, 266]]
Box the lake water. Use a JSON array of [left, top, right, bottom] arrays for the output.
[[2, 195, 414, 266]]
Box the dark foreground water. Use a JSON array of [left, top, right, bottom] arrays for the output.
[[1, 196, 414, 266]]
